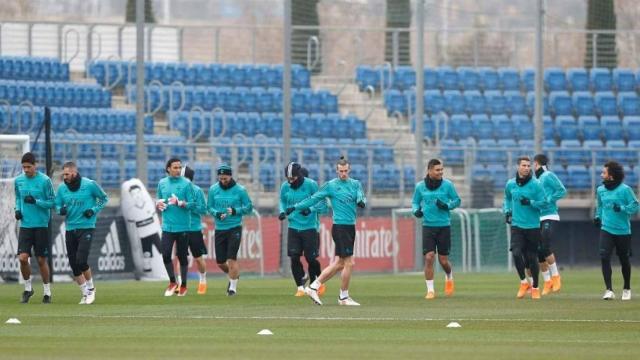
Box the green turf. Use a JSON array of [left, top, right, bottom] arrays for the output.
[[1, 269, 639, 359]]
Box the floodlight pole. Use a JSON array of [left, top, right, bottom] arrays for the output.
[[534, 0, 544, 155], [281, 0, 292, 274], [415, 0, 425, 270], [135, 0, 148, 184]]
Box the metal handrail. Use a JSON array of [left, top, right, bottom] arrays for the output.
[[103, 55, 123, 90], [168, 81, 186, 112], [363, 85, 376, 121], [62, 28, 80, 63], [0, 100, 12, 133], [210, 107, 227, 139], [187, 106, 206, 142], [145, 80, 165, 115], [17, 100, 36, 133], [85, 28, 103, 77], [306, 36, 320, 71]]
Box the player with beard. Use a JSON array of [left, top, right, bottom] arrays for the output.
[[503, 156, 546, 300], [278, 162, 328, 297], [594, 161, 639, 301], [411, 159, 461, 300], [55, 161, 109, 304], [207, 164, 253, 296]]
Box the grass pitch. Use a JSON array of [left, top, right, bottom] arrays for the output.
[[1, 269, 639, 359]]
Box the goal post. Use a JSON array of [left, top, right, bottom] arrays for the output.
[[0, 134, 31, 281], [391, 207, 511, 274]]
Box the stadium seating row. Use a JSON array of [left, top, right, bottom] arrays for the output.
[[128, 85, 338, 114], [386, 89, 640, 117], [412, 114, 640, 142], [359, 65, 640, 93], [0, 56, 70, 82], [473, 164, 639, 190], [167, 111, 366, 139], [89, 61, 311, 89], [0, 80, 111, 108], [0, 106, 153, 134]]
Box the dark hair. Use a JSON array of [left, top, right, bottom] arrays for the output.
[[517, 156, 531, 164], [182, 165, 195, 182], [62, 161, 76, 169], [336, 156, 350, 168], [21, 152, 36, 165], [533, 154, 548, 166], [604, 160, 625, 182], [427, 158, 442, 170], [299, 167, 309, 178], [165, 158, 181, 173]]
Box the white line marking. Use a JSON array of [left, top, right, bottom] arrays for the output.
[[25, 314, 640, 323]]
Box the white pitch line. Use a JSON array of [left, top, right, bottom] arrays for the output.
[[25, 313, 640, 324]]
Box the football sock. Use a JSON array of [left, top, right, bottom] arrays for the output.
[[229, 278, 238, 292], [426, 280, 434, 293], [79, 282, 88, 295], [339, 289, 349, 299], [549, 262, 559, 276], [445, 271, 453, 280], [24, 276, 32, 292], [199, 272, 207, 284], [310, 279, 321, 291], [542, 270, 551, 282], [43, 283, 51, 296], [86, 279, 94, 290]]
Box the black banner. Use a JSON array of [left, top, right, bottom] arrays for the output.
[[49, 207, 135, 277]]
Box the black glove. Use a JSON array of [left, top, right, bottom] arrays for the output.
[[520, 197, 531, 206], [505, 213, 512, 225], [278, 212, 286, 221], [15, 210, 23, 220], [612, 204, 621, 213], [215, 212, 224, 220], [285, 207, 295, 215], [357, 201, 366, 209], [436, 199, 449, 210], [593, 217, 601, 228], [413, 209, 423, 218], [230, 208, 237, 215], [24, 195, 36, 204], [59, 206, 67, 216], [83, 209, 95, 219], [300, 208, 311, 216]]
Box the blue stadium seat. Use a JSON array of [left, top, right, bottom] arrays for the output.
[[478, 67, 499, 91], [613, 68, 637, 92], [458, 67, 480, 91], [464, 90, 486, 114], [557, 139, 588, 165], [440, 139, 464, 165], [384, 89, 407, 115], [393, 66, 416, 91], [512, 115, 534, 141], [595, 92, 618, 116], [618, 92, 640, 116], [590, 68, 612, 92], [423, 68, 439, 90], [623, 116, 640, 141], [544, 68, 567, 91], [526, 92, 549, 116], [522, 69, 535, 92], [624, 166, 638, 187], [555, 116, 578, 140], [486, 163, 508, 188], [477, 139, 504, 164], [567, 68, 589, 92], [498, 67, 520, 91], [356, 65, 379, 91], [484, 90, 506, 115], [471, 114, 493, 139], [449, 114, 472, 140], [504, 91, 526, 115], [583, 140, 606, 164], [438, 66, 459, 90], [572, 91, 596, 116], [549, 91, 573, 116], [601, 116, 624, 140], [567, 165, 592, 190], [492, 114, 514, 139], [578, 116, 602, 141], [606, 140, 635, 165], [443, 90, 465, 114], [424, 90, 446, 114]]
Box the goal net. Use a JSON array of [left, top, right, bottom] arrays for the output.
[[391, 208, 510, 274], [0, 135, 30, 281]]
